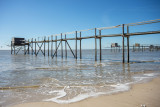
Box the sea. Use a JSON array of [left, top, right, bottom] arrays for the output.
[[0, 49, 160, 107]]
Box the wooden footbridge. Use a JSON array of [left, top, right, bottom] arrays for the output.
[[11, 19, 160, 63]]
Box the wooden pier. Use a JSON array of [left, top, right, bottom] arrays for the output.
[[11, 19, 160, 63]]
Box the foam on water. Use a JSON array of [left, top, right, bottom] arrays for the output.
[[43, 83, 131, 104]]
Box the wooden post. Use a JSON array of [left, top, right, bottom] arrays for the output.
[[127, 26, 129, 63], [80, 32, 82, 59], [52, 42, 61, 58], [32, 38, 33, 55], [44, 36, 45, 56], [65, 34, 67, 59], [28, 40, 29, 54], [51, 35, 53, 57], [55, 36, 57, 57], [48, 36, 49, 56], [14, 45, 15, 55], [99, 30, 102, 60], [11, 41, 12, 54], [24, 42, 26, 55], [35, 39, 36, 56], [122, 24, 125, 63], [95, 28, 97, 61], [61, 33, 63, 58], [75, 31, 77, 59], [66, 41, 76, 58], [142, 45, 143, 52]]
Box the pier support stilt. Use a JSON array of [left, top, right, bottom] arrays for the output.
[[44, 37, 46, 56], [28, 40, 29, 54], [127, 26, 130, 63], [122, 24, 125, 63], [80, 32, 82, 59], [99, 30, 102, 60], [24, 44, 26, 55], [65, 34, 67, 59], [32, 38, 33, 55], [11, 41, 13, 54], [51, 35, 53, 57], [95, 28, 97, 61], [48, 37, 49, 56], [75, 31, 77, 59], [35, 39, 36, 56], [55, 36, 57, 57], [61, 33, 63, 58]]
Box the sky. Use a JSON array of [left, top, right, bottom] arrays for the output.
[[0, 0, 160, 50]]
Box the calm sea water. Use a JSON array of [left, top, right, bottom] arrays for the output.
[[0, 49, 160, 107]]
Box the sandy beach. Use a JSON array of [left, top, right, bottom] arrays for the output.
[[12, 76, 160, 107]]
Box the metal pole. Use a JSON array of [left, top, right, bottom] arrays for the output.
[[61, 33, 63, 58], [95, 28, 97, 61], [44, 36, 45, 56], [35, 39, 36, 56], [80, 32, 82, 59], [99, 30, 102, 60], [65, 34, 67, 59], [122, 24, 125, 63], [127, 26, 129, 63], [75, 31, 77, 59], [48, 36, 49, 56]]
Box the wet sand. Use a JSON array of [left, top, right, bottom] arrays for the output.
[[12, 76, 160, 107]]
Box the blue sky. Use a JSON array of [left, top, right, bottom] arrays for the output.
[[0, 0, 160, 50]]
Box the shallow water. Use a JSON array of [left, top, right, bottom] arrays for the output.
[[0, 49, 160, 107]]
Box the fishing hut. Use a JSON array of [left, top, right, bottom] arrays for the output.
[[111, 43, 120, 52], [11, 37, 29, 55]]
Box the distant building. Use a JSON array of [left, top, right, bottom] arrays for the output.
[[135, 43, 140, 47], [149, 45, 154, 49], [111, 43, 118, 47]]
